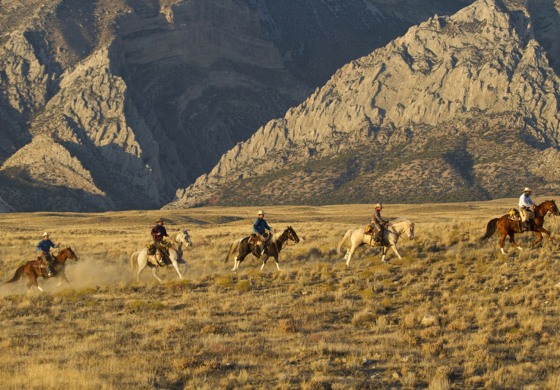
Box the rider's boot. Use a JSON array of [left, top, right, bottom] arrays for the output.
[[46, 264, 54, 277]]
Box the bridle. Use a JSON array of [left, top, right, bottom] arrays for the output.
[[278, 228, 299, 249]]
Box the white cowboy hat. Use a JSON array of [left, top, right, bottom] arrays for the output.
[[523, 187, 532, 193], [375, 203, 382, 209], [257, 210, 265, 215], [43, 232, 49, 236]]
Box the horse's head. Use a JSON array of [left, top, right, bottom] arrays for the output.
[[539, 200, 560, 216], [390, 220, 415, 240], [286, 226, 300, 244], [407, 223, 415, 240], [58, 247, 79, 263], [548, 200, 560, 216], [177, 229, 192, 247]]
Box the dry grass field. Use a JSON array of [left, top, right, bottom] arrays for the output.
[[0, 199, 559, 389]]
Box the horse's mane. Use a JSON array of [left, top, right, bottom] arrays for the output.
[[389, 217, 411, 226]]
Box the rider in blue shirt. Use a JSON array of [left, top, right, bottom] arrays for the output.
[[253, 210, 272, 255], [36, 232, 58, 276]]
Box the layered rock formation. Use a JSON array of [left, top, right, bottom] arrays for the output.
[[167, 0, 560, 208], [0, 0, 472, 211]]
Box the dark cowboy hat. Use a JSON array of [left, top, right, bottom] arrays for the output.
[[156, 218, 164, 223]]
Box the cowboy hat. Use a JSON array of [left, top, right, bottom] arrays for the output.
[[375, 203, 382, 209], [156, 218, 164, 223], [523, 187, 532, 193], [257, 210, 265, 215], [43, 232, 49, 237]]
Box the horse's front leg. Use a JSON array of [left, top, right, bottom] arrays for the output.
[[171, 261, 183, 280], [389, 245, 402, 261], [57, 270, 70, 287]]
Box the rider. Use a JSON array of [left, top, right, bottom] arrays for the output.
[[253, 210, 272, 255], [36, 232, 58, 277], [370, 203, 388, 244], [518, 187, 535, 231], [151, 218, 169, 266]]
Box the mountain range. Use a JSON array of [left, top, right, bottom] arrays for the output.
[[2, 0, 560, 211]]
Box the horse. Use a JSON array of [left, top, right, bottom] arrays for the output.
[[225, 226, 300, 271], [337, 219, 415, 266], [130, 229, 192, 283], [2, 247, 79, 292], [480, 200, 559, 254]]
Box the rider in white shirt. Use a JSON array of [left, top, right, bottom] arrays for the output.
[[518, 187, 535, 231]]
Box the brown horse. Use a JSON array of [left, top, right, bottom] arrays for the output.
[[225, 226, 300, 271], [480, 200, 559, 254], [2, 247, 79, 292]]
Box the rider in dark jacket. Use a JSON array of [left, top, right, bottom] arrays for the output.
[[253, 210, 272, 255], [36, 232, 58, 276], [151, 218, 169, 265]]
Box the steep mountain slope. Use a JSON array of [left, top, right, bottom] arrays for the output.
[[167, 0, 560, 208], [0, 0, 472, 211]]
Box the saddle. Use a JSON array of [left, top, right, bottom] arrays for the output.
[[249, 232, 270, 246], [508, 208, 520, 221], [147, 242, 171, 266]]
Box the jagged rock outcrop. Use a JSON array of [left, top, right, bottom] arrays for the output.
[[167, 0, 560, 208], [0, 0, 473, 211]]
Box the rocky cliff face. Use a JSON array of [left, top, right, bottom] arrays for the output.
[[167, 0, 560, 208], [0, 0, 472, 211]]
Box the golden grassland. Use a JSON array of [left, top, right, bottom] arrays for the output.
[[0, 198, 559, 389]]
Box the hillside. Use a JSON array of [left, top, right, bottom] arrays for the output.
[[0, 0, 472, 211], [0, 200, 559, 388], [167, 0, 560, 209]]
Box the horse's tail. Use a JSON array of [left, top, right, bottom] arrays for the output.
[[225, 239, 240, 262], [337, 229, 353, 254], [2, 265, 25, 284], [130, 251, 139, 270], [480, 218, 499, 241]]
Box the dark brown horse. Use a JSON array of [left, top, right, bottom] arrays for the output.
[[225, 226, 300, 271], [2, 247, 78, 291], [481, 200, 559, 254]]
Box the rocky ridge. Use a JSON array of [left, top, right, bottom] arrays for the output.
[[0, 0, 472, 211], [167, 0, 560, 208]]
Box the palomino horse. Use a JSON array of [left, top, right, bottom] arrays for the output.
[[2, 247, 79, 292], [480, 200, 559, 254], [337, 219, 415, 266], [130, 230, 192, 282], [225, 226, 300, 271]]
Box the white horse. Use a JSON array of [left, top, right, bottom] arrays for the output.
[[130, 230, 192, 282], [337, 219, 415, 266]]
